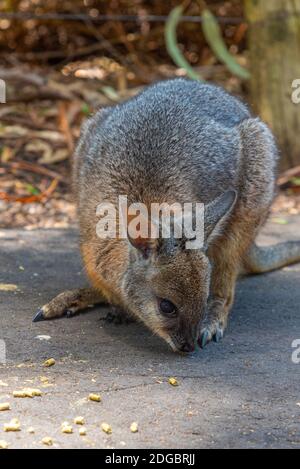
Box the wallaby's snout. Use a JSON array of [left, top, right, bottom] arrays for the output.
[[179, 342, 195, 353], [166, 316, 202, 354]]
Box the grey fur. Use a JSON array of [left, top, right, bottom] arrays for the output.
[[67, 78, 297, 352]]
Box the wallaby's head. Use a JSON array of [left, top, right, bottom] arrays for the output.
[[122, 190, 237, 352]]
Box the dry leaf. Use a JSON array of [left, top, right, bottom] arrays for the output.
[[1, 146, 14, 163], [25, 139, 53, 162], [39, 148, 69, 164]]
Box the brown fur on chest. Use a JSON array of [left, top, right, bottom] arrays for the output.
[[81, 241, 127, 306]]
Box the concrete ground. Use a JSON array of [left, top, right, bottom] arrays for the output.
[[0, 218, 299, 449]]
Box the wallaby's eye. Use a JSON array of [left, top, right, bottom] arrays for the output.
[[159, 299, 177, 317]]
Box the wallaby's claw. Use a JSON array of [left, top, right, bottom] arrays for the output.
[[198, 322, 225, 349], [33, 288, 105, 324], [199, 330, 211, 349], [32, 302, 70, 322], [213, 328, 224, 343], [65, 309, 80, 318], [32, 308, 45, 323]]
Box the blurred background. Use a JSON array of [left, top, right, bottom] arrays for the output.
[[0, 0, 300, 229]]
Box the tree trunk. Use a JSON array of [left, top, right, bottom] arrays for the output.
[[244, 0, 300, 170]]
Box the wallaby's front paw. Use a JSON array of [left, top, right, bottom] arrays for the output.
[[198, 320, 225, 349], [198, 297, 230, 349], [33, 292, 82, 322], [33, 304, 78, 322], [32, 288, 103, 322]]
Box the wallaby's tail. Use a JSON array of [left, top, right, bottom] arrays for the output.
[[244, 242, 300, 274]]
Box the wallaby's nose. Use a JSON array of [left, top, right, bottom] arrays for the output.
[[180, 342, 195, 353]]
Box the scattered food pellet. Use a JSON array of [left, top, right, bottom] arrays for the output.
[[4, 418, 21, 432], [89, 393, 101, 402], [61, 422, 73, 434], [13, 388, 42, 398], [101, 423, 112, 434], [0, 403, 10, 411], [43, 358, 55, 367], [42, 437, 53, 446], [27, 427, 35, 434], [74, 416, 85, 425], [36, 335, 51, 342], [17, 363, 34, 369], [130, 422, 138, 433], [0, 440, 9, 449], [79, 427, 87, 436], [0, 283, 18, 292], [168, 377, 179, 386], [23, 388, 42, 397], [40, 376, 49, 383]]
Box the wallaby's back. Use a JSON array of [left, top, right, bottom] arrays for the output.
[[74, 79, 253, 208]]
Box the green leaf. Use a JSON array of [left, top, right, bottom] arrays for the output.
[[101, 86, 119, 101], [201, 9, 250, 80], [165, 5, 203, 82], [81, 103, 91, 115], [25, 184, 40, 195], [271, 217, 289, 225], [290, 177, 300, 186]]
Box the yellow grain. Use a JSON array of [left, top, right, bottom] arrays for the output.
[[43, 358, 55, 367], [0, 403, 10, 411], [88, 393, 101, 402], [101, 422, 112, 434]]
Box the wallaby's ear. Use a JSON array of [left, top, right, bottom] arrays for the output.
[[204, 190, 237, 246], [127, 209, 159, 260]]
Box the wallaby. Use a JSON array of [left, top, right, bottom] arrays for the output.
[[33, 79, 300, 353]]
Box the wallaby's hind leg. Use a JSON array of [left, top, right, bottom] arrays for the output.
[[244, 241, 300, 274], [33, 287, 106, 322]]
